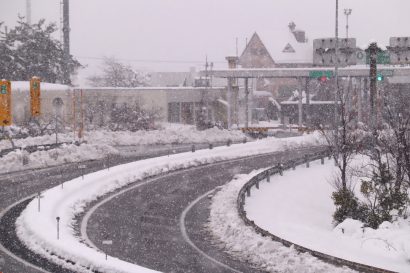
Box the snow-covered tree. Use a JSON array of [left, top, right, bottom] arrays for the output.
[[87, 57, 149, 87], [108, 102, 161, 131], [0, 17, 81, 83]]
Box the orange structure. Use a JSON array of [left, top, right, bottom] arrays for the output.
[[0, 79, 12, 126], [30, 77, 41, 117]]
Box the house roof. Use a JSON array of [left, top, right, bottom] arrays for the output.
[[257, 28, 313, 64]]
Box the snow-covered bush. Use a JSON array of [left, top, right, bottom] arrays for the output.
[[359, 163, 408, 229]]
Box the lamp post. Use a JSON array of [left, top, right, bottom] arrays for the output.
[[344, 8, 352, 39], [334, 0, 340, 161]]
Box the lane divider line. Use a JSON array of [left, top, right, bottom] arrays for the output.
[[180, 189, 243, 273], [0, 195, 52, 273]]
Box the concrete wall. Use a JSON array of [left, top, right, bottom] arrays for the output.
[[10, 85, 226, 127]]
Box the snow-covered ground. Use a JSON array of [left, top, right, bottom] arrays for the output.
[[0, 123, 247, 174], [16, 134, 323, 273], [208, 170, 355, 273], [0, 123, 247, 150], [0, 143, 118, 174], [244, 159, 410, 272], [85, 123, 247, 146]]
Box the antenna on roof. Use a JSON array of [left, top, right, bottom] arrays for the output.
[[205, 55, 209, 87], [26, 0, 31, 24], [236, 37, 238, 57]]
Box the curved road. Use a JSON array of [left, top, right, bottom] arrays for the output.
[[0, 143, 324, 273], [0, 143, 232, 273], [84, 147, 324, 273]]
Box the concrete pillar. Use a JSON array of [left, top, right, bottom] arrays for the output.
[[225, 56, 239, 129], [305, 78, 310, 128], [357, 78, 362, 123], [193, 102, 197, 126], [179, 102, 182, 124], [245, 78, 249, 128], [298, 83, 303, 129], [227, 78, 232, 128]]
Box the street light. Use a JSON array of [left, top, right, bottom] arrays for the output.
[[334, 0, 340, 160], [344, 8, 352, 39]]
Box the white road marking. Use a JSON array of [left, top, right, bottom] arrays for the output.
[[80, 151, 293, 270], [180, 189, 244, 273], [0, 195, 53, 273]]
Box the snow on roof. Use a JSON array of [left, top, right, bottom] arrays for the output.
[[11, 81, 71, 91], [257, 28, 313, 64]]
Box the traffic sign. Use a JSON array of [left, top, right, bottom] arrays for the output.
[[30, 77, 41, 117], [366, 51, 391, 65], [379, 70, 394, 77], [309, 70, 333, 79], [0, 80, 12, 126]]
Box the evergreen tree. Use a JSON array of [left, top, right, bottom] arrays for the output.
[[0, 17, 81, 83]]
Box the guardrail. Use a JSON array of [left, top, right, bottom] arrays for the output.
[[236, 150, 396, 273], [0, 141, 83, 158]]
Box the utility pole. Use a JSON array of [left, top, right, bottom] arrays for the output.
[[62, 0, 71, 85], [334, 0, 340, 159], [344, 9, 352, 39], [26, 0, 31, 24]]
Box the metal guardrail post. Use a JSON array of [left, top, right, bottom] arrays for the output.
[[56, 216, 60, 240], [246, 187, 251, 197], [305, 155, 310, 168], [321, 157, 325, 165], [266, 172, 270, 182], [256, 180, 259, 189], [278, 163, 283, 176], [209, 143, 213, 150]]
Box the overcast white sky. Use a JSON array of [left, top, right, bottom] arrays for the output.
[[1, 0, 409, 79]]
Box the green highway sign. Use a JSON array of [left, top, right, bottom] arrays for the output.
[[366, 51, 391, 65], [309, 70, 333, 79], [379, 70, 394, 77]]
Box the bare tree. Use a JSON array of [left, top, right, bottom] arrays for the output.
[[87, 57, 149, 87]]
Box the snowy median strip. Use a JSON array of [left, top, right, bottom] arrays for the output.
[[244, 158, 410, 273], [16, 133, 322, 273], [208, 168, 356, 273], [208, 156, 410, 273]]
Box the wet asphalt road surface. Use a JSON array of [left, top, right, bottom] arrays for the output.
[[0, 143, 228, 273], [86, 147, 324, 273]]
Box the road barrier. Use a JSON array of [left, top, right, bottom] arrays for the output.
[[236, 150, 396, 273], [0, 141, 84, 158]]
